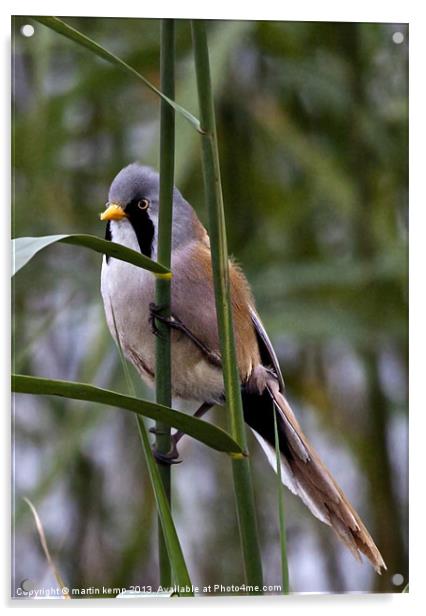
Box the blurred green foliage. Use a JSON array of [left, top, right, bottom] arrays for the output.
[[12, 17, 407, 594]]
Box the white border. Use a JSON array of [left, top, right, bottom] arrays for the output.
[[0, 0, 416, 21], [3, 2, 423, 614]]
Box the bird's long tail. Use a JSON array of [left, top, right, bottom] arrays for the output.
[[241, 375, 386, 573]]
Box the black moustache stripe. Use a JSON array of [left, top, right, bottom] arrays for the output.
[[104, 221, 112, 263], [129, 210, 154, 258]]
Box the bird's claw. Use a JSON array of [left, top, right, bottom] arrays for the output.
[[149, 303, 161, 336], [152, 445, 182, 466], [149, 303, 172, 338], [149, 426, 169, 436]]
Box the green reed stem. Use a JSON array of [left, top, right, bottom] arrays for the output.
[[191, 19, 264, 593], [155, 18, 176, 589], [273, 409, 290, 593]]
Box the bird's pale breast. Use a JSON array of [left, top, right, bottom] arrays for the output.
[[101, 254, 226, 403]]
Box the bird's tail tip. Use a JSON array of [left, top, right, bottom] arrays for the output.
[[243, 378, 387, 574]]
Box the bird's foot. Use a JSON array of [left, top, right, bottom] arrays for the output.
[[152, 442, 182, 466], [149, 303, 175, 338], [149, 303, 162, 336]]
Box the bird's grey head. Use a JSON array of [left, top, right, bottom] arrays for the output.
[[101, 163, 197, 259]]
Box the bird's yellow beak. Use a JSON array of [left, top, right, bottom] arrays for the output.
[[100, 203, 127, 221]]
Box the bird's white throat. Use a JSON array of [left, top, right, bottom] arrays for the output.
[[109, 217, 158, 260]]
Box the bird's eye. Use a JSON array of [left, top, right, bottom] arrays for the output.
[[138, 199, 150, 210]]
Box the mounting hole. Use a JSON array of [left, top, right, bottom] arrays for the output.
[[20, 24, 35, 38], [392, 32, 404, 45], [392, 573, 404, 586]]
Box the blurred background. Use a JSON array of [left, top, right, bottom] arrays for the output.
[[12, 17, 408, 595]]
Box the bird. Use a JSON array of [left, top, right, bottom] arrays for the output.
[[99, 162, 386, 574]]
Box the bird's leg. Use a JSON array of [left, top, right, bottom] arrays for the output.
[[152, 402, 213, 465], [149, 303, 222, 368]]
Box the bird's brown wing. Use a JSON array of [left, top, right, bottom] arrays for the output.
[[170, 240, 260, 380]]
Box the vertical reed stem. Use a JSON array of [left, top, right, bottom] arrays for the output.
[[273, 409, 290, 593], [155, 18, 175, 588], [191, 19, 263, 592]]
